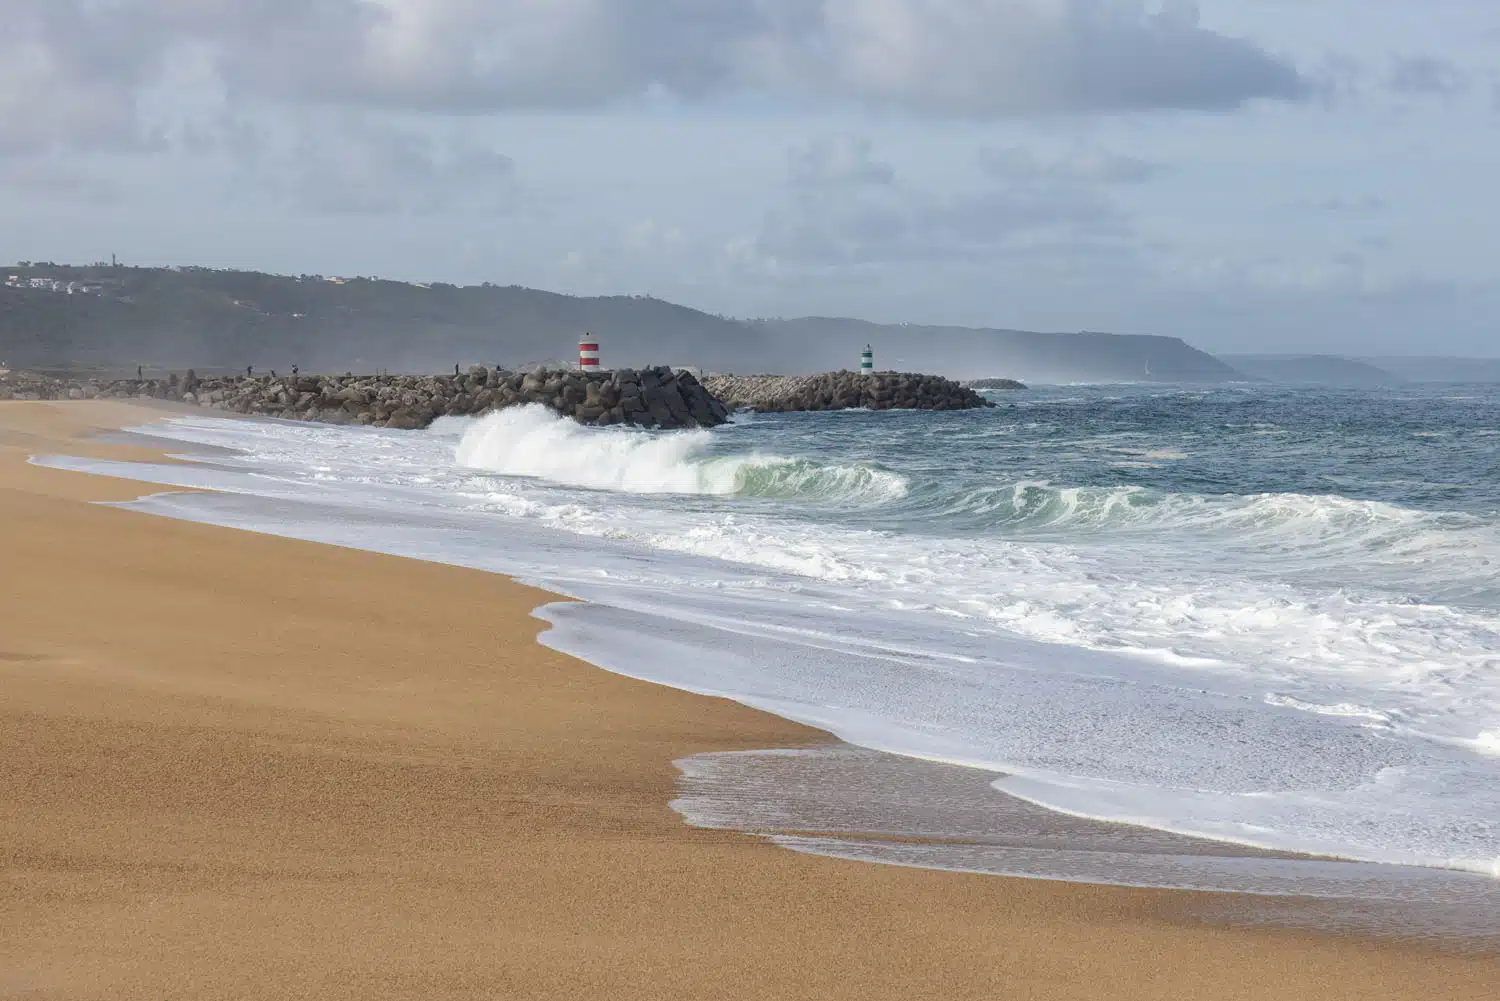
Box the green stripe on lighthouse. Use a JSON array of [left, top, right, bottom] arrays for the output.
[[860, 344, 874, 375]]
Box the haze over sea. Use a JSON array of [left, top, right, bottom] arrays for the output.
[[44, 383, 1500, 889]]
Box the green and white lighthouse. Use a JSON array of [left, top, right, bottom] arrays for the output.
[[860, 344, 874, 375]]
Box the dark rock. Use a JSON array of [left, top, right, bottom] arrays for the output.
[[702, 372, 993, 414], [0, 365, 733, 432], [964, 377, 1028, 391]]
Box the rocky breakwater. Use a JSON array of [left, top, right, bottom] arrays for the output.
[[0, 366, 731, 431], [964, 377, 1028, 391], [701, 371, 994, 413]]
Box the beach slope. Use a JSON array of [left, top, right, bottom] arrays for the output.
[[2, 401, 1493, 1000]]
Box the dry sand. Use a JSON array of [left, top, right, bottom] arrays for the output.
[[2, 400, 1495, 1000]]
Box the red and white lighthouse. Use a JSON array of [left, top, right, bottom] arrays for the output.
[[579, 332, 601, 371]]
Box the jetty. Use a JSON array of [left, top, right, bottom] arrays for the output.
[[3, 364, 1003, 429], [702, 371, 993, 413], [0, 366, 730, 431]]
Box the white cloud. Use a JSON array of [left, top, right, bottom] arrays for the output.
[[0, 1, 1308, 156]]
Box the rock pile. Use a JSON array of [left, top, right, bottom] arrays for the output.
[[0, 366, 731, 431], [964, 377, 1028, 391], [702, 371, 994, 413]]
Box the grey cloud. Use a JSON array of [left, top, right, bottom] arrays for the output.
[[757, 138, 1130, 266], [803, 0, 1309, 115], [255, 0, 1310, 115], [1388, 55, 1468, 96], [2, 0, 1310, 156], [0, 1, 172, 154], [0, 159, 126, 205], [787, 135, 895, 188], [246, 116, 515, 215]]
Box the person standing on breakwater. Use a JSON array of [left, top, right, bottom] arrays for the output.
[[136, 365, 142, 380]]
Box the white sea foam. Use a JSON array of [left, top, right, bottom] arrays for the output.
[[454, 405, 908, 502], [31, 406, 1500, 879], [455, 406, 729, 494], [1264, 694, 1393, 723]]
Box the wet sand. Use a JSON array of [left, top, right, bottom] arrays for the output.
[[2, 399, 1495, 999]]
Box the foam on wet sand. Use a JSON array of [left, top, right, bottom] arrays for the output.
[[2, 399, 1496, 1000]]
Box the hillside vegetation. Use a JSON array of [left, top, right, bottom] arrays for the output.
[[3, 264, 1239, 383]]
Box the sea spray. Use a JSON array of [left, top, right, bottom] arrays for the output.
[[454, 405, 908, 503], [456, 405, 726, 494]]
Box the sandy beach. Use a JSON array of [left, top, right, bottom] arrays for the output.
[[2, 400, 1495, 1000]]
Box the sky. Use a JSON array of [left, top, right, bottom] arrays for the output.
[[1, 1, 1497, 355]]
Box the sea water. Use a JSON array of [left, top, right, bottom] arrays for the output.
[[36, 384, 1500, 900]]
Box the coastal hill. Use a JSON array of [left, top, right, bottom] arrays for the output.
[[3, 263, 1235, 383], [755, 317, 1241, 384], [1220, 354, 1402, 386], [1359, 356, 1500, 384]]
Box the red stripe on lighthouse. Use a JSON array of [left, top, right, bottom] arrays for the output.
[[579, 336, 601, 370]]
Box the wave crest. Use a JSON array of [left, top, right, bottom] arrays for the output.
[[453, 405, 906, 502]]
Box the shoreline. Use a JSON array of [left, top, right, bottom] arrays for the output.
[[669, 743, 1500, 949], [3, 400, 1495, 999]]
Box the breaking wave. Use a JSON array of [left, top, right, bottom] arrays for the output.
[[454, 405, 908, 503], [52, 384, 1500, 883], [454, 408, 1500, 599]]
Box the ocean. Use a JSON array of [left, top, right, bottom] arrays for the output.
[[41, 383, 1500, 923]]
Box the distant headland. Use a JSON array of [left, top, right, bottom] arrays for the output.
[[3, 262, 1220, 384], [10, 262, 1493, 386]]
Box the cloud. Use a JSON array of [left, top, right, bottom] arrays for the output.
[[0, 159, 126, 205], [793, 0, 1308, 115], [237, 0, 1310, 115], [1388, 55, 1468, 96], [788, 135, 896, 188], [0, 1, 1310, 155], [0, 1, 170, 154], [242, 115, 515, 215], [755, 136, 1133, 267]]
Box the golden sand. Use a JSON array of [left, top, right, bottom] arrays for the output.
[[2, 400, 1494, 999]]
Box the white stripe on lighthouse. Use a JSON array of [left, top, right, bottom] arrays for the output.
[[579, 334, 601, 370]]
